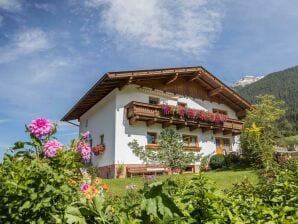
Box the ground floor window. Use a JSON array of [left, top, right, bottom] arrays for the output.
[[183, 135, 198, 147], [215, 137, 231, 154], [147, 132, 157, 144]]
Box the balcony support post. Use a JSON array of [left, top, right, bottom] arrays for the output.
[[146, 118, 157, 127], [162, 119, 173, 128], [176, 122, 187, 130]]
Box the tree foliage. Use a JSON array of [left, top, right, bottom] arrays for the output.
[[128, 128, 200, 171], [241, 95, 286, 168]]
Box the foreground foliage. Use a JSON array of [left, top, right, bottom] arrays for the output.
[[0, 118, 297, 223]]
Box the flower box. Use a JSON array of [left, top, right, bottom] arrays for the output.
[[92, 144, 105, 156]]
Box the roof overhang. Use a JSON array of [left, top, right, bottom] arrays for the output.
[[62, 66, 252, 121]]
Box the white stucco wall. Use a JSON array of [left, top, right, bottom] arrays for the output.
[[79, 84, 241, 168], [79, 90, 117, 167], [114, 85, 239, 165]]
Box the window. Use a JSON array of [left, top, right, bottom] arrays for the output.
[[178, 102, 187, 107], [149, 97, 160, 105], [100, 134, 104, 145], [89, 135, 92, 148], [183, 135, 198, 147], [213, 108, 227, 115], [85, 119, 88, 128], [215, 138, 231, 154], [147, 132, 157, 144]]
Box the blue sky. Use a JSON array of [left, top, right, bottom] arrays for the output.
[[0, 0, 298, 160]]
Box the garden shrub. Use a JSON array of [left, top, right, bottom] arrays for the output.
[[209, 154, 226, 169]]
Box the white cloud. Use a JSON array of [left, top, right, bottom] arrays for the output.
[[33, 3, 55, 13], [0, 28, 54, 63], [84, 0, 223, 55], [0, 0, 22, 12]]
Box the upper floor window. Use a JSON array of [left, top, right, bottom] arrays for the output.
[[213, 108, 227, 115], [178, 102, 187, 107], [183, 135, 198, 147], [149, 97, 160, 105], [100, 134, 104, 145], [147, 132, 157, 144], [85, 119, 88, 128]]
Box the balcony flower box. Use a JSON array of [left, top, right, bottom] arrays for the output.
[[92, 144, 105, 156]]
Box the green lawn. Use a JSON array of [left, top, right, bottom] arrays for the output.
[[105, 169, 259, 196]]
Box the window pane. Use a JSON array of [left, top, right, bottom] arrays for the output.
[[183, 136, 189, 145], [147, 133, 157, 144], [190, 136, 197, 146]]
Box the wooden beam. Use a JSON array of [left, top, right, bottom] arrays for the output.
[[208, 86, 223, 97], [201, 127, 210, 133], [236, 110, 246, 118], [176, 122, 187, 130], [213, 128, 223, 135], [165, 73, 178, 85], [119, 77, 133, 91], [232, 131, 241, 136], [189, 124, 200, 131], [129, 116, 139, 125], [189, 72, 202, 82], [162, 119, 173, 128], [223, 130, 232, 135], [146, 118, 157, 127]]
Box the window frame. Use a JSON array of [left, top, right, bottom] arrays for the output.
[[182, 135, 198, 147], [149, 97, 160, 105], [212, 108, 227, 115], [100, 134, 104, 145], [147, 132, 158, 144], [178, 102, 187, 107]]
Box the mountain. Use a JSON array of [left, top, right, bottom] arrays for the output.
[[234, 66, 298, 135], [232, 75, 264, 87]]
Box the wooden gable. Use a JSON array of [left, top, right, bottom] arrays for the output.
[[62, 66, 251, 121]]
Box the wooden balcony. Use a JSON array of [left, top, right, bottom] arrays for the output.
[[125, 101, 244, 135]]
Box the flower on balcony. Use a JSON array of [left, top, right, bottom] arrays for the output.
[[162, 104, 172, 116], [186, 108, 196, 119], [177, 106, 186, 117], [92, 144, 105, 156]]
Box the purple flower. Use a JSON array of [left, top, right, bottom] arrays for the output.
[[28, 118, 54, 138], [43, 140, 63, 158], [80, 183, 90, 192], [81, 131, 90, 140], [76, 141, 91, 161]]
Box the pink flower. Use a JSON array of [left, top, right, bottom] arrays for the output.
[[81, 131, 90, 140], [76, 141, 91, 161], [80, 183, 90, 192], [28, 118, 54, 138], [43, 140, 63, 158]]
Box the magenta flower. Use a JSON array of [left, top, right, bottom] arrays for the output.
[[80, 183, 90, 192], [28, 118, 54, 138], [76, 141, 91, 161], [43, 140, 63, 158], [81, 131, 90, 140]]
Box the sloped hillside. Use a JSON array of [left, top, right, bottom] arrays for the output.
[[235, 66, 298, 134]]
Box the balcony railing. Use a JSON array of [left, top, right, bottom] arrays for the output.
[[125, 101, 244, 135]]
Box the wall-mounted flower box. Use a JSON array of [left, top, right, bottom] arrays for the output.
[[92, 144, 105, 156]]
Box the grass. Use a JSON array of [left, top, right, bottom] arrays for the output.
[[105, 169, 259, 196]]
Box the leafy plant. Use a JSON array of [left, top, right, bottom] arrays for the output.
[[209, 154, 226, 169], [128, 128, 200, 172]]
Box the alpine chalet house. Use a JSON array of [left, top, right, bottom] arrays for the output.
[[62, 67, 251, 178]]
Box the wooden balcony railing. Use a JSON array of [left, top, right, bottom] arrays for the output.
[[125, 101, 244, 135]]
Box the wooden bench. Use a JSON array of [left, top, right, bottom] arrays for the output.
[[126, 165, 167, 177]]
